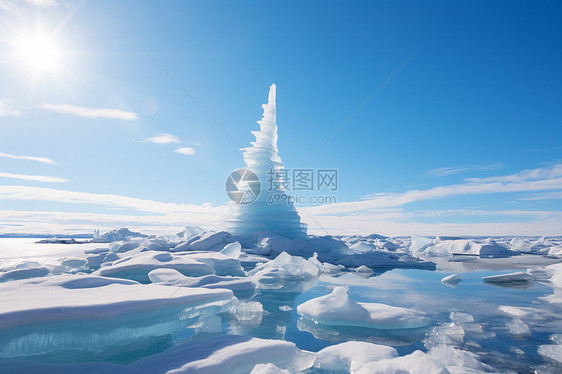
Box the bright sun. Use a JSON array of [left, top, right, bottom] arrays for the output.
[[14, 32, 62, 73]]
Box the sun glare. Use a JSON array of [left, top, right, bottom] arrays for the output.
[[14, 32, 62, 73]]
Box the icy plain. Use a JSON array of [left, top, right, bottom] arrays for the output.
[[0, 232, 562, 373]]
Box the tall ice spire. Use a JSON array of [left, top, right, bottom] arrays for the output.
[[223, 84, 308, 239]]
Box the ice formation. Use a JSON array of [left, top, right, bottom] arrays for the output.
[[441, 274, 461, 285], [148, 268, 256, 298], [223, 84, 308, 239], [314, 341, 398, 372], [0, 275, 233, 359], [297, 286, 430, 329], [482, 271, 532, 284], [1, 232, 561, 372], [93, 251, 216, 283]]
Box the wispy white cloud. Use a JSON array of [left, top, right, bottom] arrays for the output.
[[301, 211, 562, 237], [24, 0, 58, 7], [145, 133, 181, 144], [1, 164, 561, 236], [39, 104, 138, 120], [175, 147, 195, 156], [0, 172, 67, 183], [0, 185, 224, 215], [466, 164, 562, 184], [518, 191, 562, 201], [0, 0, 57, 13], [307, 164, 562, 216], [0, 100, 20, 116], [0, 152, 57, 165], [428, 163, 503, 177], [0, 185, 225, 234]]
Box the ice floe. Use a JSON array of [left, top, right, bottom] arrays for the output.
[[93, 251, 216, 282], [482, 271, 532, 284], [441, 274, 461, 285], [297, 286, 430, 329], [148, 268, 256, 297], [0, 274, 234, 359], [314, 341, 398, 372]]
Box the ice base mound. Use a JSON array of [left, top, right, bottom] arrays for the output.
[[0, 275, 234, 360], [297, 286, 430, 329]]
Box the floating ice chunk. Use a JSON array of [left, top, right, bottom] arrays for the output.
[[498, 305, 535, 318], [250, 252, 319, 282], [428, 345, 490, 372], [297, 286, 430, 329], [449, 312, 474, 323], [220, 241, 242, 258], [353, 265, 374, 276], [538, 344, 562, 364], [441, 274, 461, 285], [425, 323, 465, 347], [148, 268, 256, 297], [93, 250, 215, 283], [314, 341, 398, 372], [511, 347, 525, 355], [308, 252, 344, 274], [355, 350, 450, 374], [279, 305, 292, 311], [551, 333, 562, 344], [230, 300, 264, 327], [506, 319, 531, 336], [482, 272, 532, 283]]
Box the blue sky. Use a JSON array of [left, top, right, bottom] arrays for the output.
[[0, 0, 561, 236]]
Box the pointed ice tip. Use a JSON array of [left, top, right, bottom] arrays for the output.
[[268, 84, 276, 106]]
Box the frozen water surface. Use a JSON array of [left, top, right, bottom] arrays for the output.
[[1, 236, 562, 373]]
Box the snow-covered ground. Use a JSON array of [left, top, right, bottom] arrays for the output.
[[1, 229, 562, 373]]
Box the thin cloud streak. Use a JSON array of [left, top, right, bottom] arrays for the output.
[[307, 164, 562, 215], [518, 191, 562, 201], [428, 163, 503, 177], [0, 100, 20, 116], [0, 152, 57, 165], [175, 147, 195, 155], [0, 185, 225, 215], [144, 133, 181, 144], [0, 172, 67, 183], [39, 103, 138, 120]]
